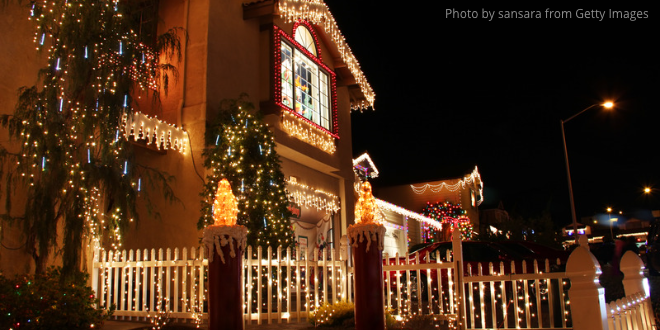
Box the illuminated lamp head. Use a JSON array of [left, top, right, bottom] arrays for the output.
[[355, 181, 381, 225], [212, 178, 238, 226]]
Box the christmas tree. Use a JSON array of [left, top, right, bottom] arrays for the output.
[[199, 96, 294, 249], [0, 0, 181, 275]]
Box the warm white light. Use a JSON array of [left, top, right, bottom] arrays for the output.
[[603, 101, 614, 109]]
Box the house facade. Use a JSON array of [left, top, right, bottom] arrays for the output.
[[0, 0, 373, 274]]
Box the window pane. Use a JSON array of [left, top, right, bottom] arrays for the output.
[[319, 72, 329, 130], [280, 43, 293, 108], [294, 52, 320, 124]]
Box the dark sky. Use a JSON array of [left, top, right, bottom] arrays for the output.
[[324, 2, 660, 225]]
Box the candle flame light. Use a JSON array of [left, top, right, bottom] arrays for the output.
[[213, 179, 238, 226], [354, 181, 382, 225]]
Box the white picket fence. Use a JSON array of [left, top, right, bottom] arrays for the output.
[[382, 250, 571, 329], [607, 292, 655, 330], [91, 240, 657, 329], [91, 244, 353, 325]]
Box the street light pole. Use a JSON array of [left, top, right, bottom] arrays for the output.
[[560, 119, 579, 237], [561, 102, 614, 239], [607, 207, 613, 239]]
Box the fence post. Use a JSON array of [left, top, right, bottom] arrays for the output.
[[348, 223, 386, 330], [203, 225, 248, 330], [620, 250, 649, 297], [451, 229, 466, 330], [565, 244, 608, 330]]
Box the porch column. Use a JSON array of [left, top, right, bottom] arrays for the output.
[[203, 225, 248, 330], [348, 223, 386, 330], [565, 243, 608, 330], [620, 250, 649, 296]]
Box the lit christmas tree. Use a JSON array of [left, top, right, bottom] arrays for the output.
[[0, 0, 181, 275], [422, 201, 473, 241], [199, 96, 294, 249]]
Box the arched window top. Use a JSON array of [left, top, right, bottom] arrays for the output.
[[294, 24, 318, 57]]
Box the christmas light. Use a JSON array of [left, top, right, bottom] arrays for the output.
[[122, 111, 188, 154], [281, 110, 336, 154], [354, 182, 382, 225], [376, 198, 439, 229], [411, 166, 484, 206], [286, 177, 339, 213], [212, 179, 238, 227]]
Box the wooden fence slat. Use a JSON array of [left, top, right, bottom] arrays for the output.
[[166, 248, 172, 315], [488, 263, 497, 329], [173, 248, 180, 314], [257, 246, 263, 325], [267, 246, 272, 324], [331, 248, 337, 305], [276, 246, 282, 324], [296, 247, 301, 322], [127, 249, 134, 318], [246, 245, 253, 323], [150, 249, 156, 313], [286, 247, 291, 323]]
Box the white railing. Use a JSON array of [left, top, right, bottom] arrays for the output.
[[607, 292, 654, 330], [92, 247, 207, 321], [462, 260, 570, 329], [243, 245, 353, 325], [382, 250, 571, 329], [383, 251, 459, 321], [91, 245, 354, 324], [92, 238, 657, 329]]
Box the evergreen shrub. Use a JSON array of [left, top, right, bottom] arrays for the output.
[[0, 267, 112, 329]]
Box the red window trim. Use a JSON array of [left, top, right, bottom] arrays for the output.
[[274, 23, 339, 139]]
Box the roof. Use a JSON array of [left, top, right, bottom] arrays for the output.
[[352, 152, 379, 179], [376, 198, 440, 229]]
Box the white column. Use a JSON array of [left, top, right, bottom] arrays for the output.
[[620, 250, 649, 297], [565, 245, 608, 330]]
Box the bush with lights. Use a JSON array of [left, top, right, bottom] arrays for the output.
[[307, 301, 355, 327], [0, 267, 113, 329], [422, 201, 473, 241], [198, 95, 294, 249]]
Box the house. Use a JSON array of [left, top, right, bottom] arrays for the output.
[[374, 167, 484, 245], [352, 152, 452, 256], [0, 0, 374, 274]]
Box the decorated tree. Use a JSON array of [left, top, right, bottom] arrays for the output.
[[422, 201, 473, 241], [199, 96, 294, 249], [0, 0, 181, 275]]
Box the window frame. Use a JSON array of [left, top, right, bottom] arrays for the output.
[[274, 22, 339, 139]]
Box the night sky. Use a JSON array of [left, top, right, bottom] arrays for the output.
[[324, 2, 660, 226]]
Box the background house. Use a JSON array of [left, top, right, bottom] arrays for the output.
[[374, 167, 484, 245]]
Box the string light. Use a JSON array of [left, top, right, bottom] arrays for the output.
[[281, 111, 336, 154], [122, 112, 189, 154], [286, 177, 339, 213], [411, 166, 484, 206]]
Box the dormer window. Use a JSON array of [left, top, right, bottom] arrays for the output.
[[276, 22, 337, 137]]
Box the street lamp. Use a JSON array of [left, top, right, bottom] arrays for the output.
[[561, 102, 614, 238]]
